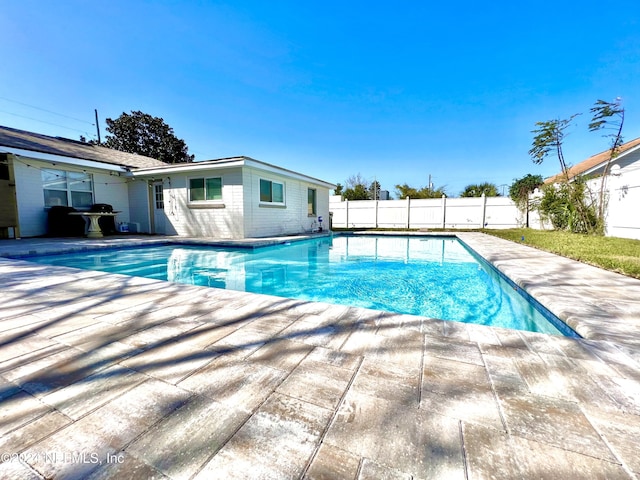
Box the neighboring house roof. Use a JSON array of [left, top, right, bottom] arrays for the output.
[[545, 137, 640, 184], [0, 125, 167, 169], [134, 155, 337, 189]]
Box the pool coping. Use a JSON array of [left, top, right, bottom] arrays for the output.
[[3, 231, 637, 347], [6, 231, 574, 338], [1, 232, 639, 478]]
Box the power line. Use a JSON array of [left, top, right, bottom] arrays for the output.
[[0, 96, 94, 125], [0, 110, 95, 137]]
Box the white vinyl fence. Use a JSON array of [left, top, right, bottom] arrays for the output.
[[330, 164, 640, 238], [330, 195, 530, 230]]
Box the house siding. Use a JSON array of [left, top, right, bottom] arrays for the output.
[[0, 156, 18, 234], [7, 145, 333, 239], [12, 157, 132, 237], [543, 142, 640, 239], [603, 149, 640, 240], [128, 180, 152, 233], [13, 158, 48, 237], [159, 169, 245, 238], [243, 167, 331, 238], [93, 175, 130, 222]]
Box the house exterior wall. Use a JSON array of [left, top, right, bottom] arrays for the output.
[[157, 168, 245, 238], [537, 148, 640, 239], [604, 162, 640, 240], [13, 158, 49, 237], [0, 155, 18, 236], [94, 175, 130, 222], [12, 157, 131, 237], [8, 150, 334, 239], [242, 167, 331, 238], [128, 180, 152, 233]]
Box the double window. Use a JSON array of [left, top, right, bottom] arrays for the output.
[[189, 177, 222, 202], [260, 179, 285, 204], [42, 168, 93, 208]]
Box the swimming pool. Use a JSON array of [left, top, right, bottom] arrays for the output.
[[25, 235, 574, 336]]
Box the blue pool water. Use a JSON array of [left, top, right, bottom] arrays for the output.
[[25, 235, 574, 335]]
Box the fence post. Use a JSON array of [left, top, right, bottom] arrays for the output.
[[406, 196, 411, 228], [441, 195, 446, 228], [480, 193, 487, 228], [375, 200, 379, 228], [345, 199, 349, 228]]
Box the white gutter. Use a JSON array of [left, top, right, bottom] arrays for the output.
[[132, 158, 246, 176], [0, 146, 129, 173]]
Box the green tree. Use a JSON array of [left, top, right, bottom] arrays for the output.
[[588, 98, 625, 223], [530, 99, 627, 234], [334, 183, 344, 196], [460, 182, 499, 197], [529, 115, 580, 181], [343, 184, 370, 200], [395, 183, 446, 199], [103, 111, 194, 164], [395, 184, 419, 199], [340, 173, 373, 200], [509, 174, 543, 227], [529, 112, 597, 233]]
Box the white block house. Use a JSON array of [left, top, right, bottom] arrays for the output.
[[0, 125, 334, 239], [131, 157, 334, 238]]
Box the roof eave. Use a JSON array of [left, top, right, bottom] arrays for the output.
[[132, 156, 336, 188], [0, 146, 130, 172], [544, 139, 640, 184], [580, 142, 640, 177]]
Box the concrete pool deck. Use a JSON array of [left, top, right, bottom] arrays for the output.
[[0, 232, 638, 479]]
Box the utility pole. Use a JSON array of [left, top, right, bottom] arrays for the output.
[[94, 109, 101, 143]]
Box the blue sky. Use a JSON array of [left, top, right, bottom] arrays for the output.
[[1, 1, 639, 197]]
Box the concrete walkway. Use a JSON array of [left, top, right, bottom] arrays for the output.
[[0, 233, 638, 479]]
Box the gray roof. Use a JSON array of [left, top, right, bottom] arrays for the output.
[[0, 125, 168, 169]]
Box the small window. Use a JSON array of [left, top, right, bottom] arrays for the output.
[[189, 177, 222, 202], [308, 188, 317, 215], [155, 184, 164, 209], [259, 179, 285, 204]]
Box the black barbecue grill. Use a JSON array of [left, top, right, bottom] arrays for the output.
[[89, 203, 116, 235]]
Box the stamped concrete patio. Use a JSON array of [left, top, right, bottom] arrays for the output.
[[0, 232, 639, 479]]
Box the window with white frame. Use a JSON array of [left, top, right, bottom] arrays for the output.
[[154, 184, 164, 209], [259, 179, 284, 204], [307, 188, 317, 215], [189, 177, 223, 202], [42, 168, 94, 208]]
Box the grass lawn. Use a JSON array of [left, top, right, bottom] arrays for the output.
[[483, 228, 640, 279]]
